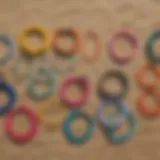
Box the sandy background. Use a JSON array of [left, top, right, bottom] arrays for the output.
[[0, 0, 160, 159]]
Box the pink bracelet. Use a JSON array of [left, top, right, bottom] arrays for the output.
[[108, 30, 139, 64], [59, 75, 90, 108]]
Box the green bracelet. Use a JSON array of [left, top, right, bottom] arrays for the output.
[[52, 54, 77, 74], [146, 31, 160, 63], [105, 113, 136, 144], [28, 67, 57, 100]]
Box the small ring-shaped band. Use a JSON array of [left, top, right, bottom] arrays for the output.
[[0, 33, 14, 64], [136, 63, 159, 91], [19, 25, 50, 56], [37, 97, 68, 129], [146, 31, 160, 63], [52, 28, 80, 56], [4, 106, 38, 143], [0, 82, 16, 114], [52, 53, 77, 74], [105, 113, 136, 143], [62, 110, 95, 144], [28, 67, 57, 100], [97, 98, 129, 129], [82, 31, 101, 62], [59, 75, 90, 108], [97, 70, 129, 99], [137, 92, 160, 116], [108, 30, 139, 64], [10, 58, 32, 81]]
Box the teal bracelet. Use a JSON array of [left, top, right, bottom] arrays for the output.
[[146, 31, 160, 63], [105, 113, 136, 143], [62, 110, 95, 144], [28, 67, 57, 100]]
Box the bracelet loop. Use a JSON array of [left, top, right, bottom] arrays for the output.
[[59, 75, 90, 108], [52, 28, 80, 56], [4, 106, 38, 143], [82, 31, 101, 62], [62, 110, 95, 144], [108, 30, 139, 64], [37, 97, 68, 129], [0, 82, 16, 114], [19, 25, 50, 56], [28, 67, 57, 100], [0, 33, 14, 64]]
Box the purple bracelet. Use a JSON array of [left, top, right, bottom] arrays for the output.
[[108, 30, 139, 64]]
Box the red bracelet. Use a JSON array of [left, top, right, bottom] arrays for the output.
[[59, 75, 90, 108], [108, 30, 139, 64], [137, 92, 160, 116], [4, 106, 38, 143]]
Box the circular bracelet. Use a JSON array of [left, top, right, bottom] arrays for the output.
[[37, 96, 68, 129], [137, 92, 160, 116], [105, 113, 136, 143], [97, 70, 129, 99], [19, 25, 50, 56], [96, 98, 129, 129], [0, 82, 16, 114], [146, 30, 160, 63], [136, 63, 158, 91], [0, 33, 14, 65], [4, 106, 38, 143], [62, 110, 95, 144], [52, 28, 80, 56], [82, 31, 101, 62], [52, 53, 77, 74], [28, 67, 57, 100], [10, 58, 32, 82], [108, 30, 139, 64], [59, 75, 90, 108]]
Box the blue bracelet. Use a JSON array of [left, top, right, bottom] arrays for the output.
[[28, 67, 57, 100], [0, 33, 14, 64], [105, 113, 136, 143], [0, 82, 16, 114], [96, 97, 129, 130], [62, 110, 95, 144]]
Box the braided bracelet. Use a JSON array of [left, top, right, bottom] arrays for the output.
[[108, 30, 139, 64], [4, 106, 38, 143], [97, 70, 129, 99], [0, 33, 14, 64], [59, 75, 90, 108], [96, 97, 129, 129], [62, 110, 95, 144], [19, 25, 50, 56], [37, 96, 68, 129], [28, 67, 57, 100]]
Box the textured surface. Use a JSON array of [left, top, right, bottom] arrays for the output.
[[0, 0, 160, 160]]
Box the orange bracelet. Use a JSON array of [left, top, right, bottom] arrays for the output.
[[82, 31, 101, 62], [136, 63, 159, 91], [52, 28, 80, 56], [137, 92, 160, 116]]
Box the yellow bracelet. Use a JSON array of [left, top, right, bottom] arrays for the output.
[[19, 25, 50, 56], [37, 97, 68, 129]]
